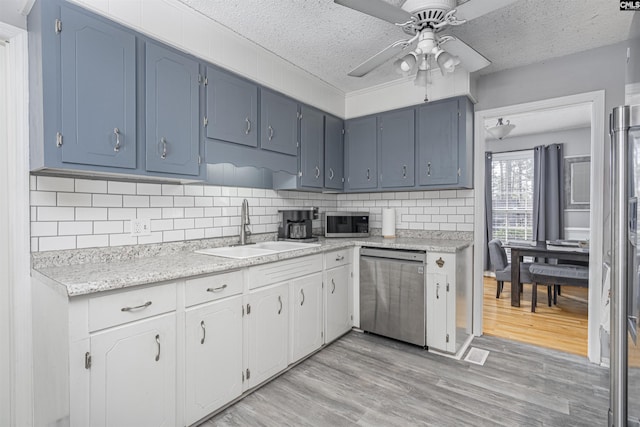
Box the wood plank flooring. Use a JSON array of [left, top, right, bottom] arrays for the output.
[[201, 332, 608, 426], [483, 277, 589, 357]]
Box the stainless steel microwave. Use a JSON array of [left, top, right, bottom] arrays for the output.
[[324, 212, 370, 238]]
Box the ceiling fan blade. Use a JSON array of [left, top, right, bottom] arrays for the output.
[[441, 37, 490, 73], [454, 0, 519, 22], [348, 40, 413, 77], [334, 0, 413, 25]]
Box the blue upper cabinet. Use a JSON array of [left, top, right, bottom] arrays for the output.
[[60, 4, 137, 168], [345, 116, 378, 190], [299, 105, 324, 188], [145, 42, 200, 176], [260, 89, 298, 156], [324, 114, 344, 191], [379, 109, 415, 188], [417, 97, 472, 188], [206, 67, 258, 147]]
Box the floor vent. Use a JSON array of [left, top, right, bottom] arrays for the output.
[[464, 347, 489, 366]]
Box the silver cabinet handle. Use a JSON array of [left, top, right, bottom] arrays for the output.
[[160, 137, 168, 160], [436, 283, 440, 300], [245, 117, 251, 135], [206, 284, 227, 293], [268, 125, 274, 141], [155, 334, 161, 361], [366, 168, 370, 181], [278, 295, 282, 314], [335, 254, 344, 261], [329, 168, 334, 180], [300, 289, 305, 306], [315, 166, 320, 179], [113, 128, 121, 152], [427, 162, 431, 176], [200, 320, 206, 344], [403, 165, 407, 178], [121, 301, 152, 312], [331, 278, 336, 294]]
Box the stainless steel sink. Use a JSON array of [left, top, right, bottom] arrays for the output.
[[195, 241, 320, 259]]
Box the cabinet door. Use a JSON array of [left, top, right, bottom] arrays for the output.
[[426, 272, 449, 352], [206, 67, 258, 147], [379, 109, 415, 188], [325, 264, 351, 343], [145, 42, 200, 175], [345, 116, 377, 190], [60, 5, 136, 168], [247, 283, 289, 388], [89, 313, 176, 427], [260, 89, 298, 156], [324, 114, 344, 190], [418, 99, 459, 186], [290, 273, 324, 363], [185, 296, 243, 425], [299, 106, 324, 188]]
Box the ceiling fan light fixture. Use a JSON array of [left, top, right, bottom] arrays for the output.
[[393, 52, 417, 74], [435, 49, 460, 75], [486, 118, 516, 140]]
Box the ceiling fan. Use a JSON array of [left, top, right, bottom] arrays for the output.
[[334, 0, 519, 85]]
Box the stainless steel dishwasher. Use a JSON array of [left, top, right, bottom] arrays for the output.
[[359, 247, 427, 347]]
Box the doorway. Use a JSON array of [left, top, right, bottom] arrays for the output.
[[472, 91, 606, 364]]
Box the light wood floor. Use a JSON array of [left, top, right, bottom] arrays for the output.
[[483, 276, 589, 357], [202, 332, 608, 426]]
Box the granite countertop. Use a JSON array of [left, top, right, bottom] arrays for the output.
[[33, 236, 472, 297]]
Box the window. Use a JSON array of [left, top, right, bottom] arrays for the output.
[[491, 150, 535, 248]]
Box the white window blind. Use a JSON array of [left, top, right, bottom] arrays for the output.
[[491, 150, 535, 249]]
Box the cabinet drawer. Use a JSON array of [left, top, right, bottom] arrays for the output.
[[426, 253, 455, 275], [247, 255, 322, 289], [325, 249, 351, 270], [185, 270, 243, 307], [88, 282, 177, 332]]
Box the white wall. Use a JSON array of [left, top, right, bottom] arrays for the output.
[[0, 40, 11, 427], [69, 0, 345, 118]]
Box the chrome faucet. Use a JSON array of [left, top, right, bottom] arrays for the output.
[[239, 199, 251, 245]]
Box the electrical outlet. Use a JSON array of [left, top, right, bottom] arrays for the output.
[[130, 218, 151, 237]]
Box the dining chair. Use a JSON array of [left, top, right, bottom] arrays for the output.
[[488, 239, 534, 298]]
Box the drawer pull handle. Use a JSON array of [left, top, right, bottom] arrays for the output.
[[436, 283, 440, 300], [427, 162, 431, 176], [278, 295, 283, 315], [245, 117, 251, 135], [200, 320, 206, 344], [113, 128, 121, 152], [121, 301, 152, 312], [155, 334, 161, 362], [160, 137, 168, 160], [331, 279, 336, 294], [206, 284, 228, 293], [300, 289, 305, 306], [315, 166, 320, 179], [402, 165, 407, 178], [335, 255, 344, 261], [366, 168, 370, 181], [268, 125, 274, 141], [329, 168, 334, 180]]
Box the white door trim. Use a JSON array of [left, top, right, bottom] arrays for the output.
[[472, 90, 606, 364], [0, 24, 33, 426]]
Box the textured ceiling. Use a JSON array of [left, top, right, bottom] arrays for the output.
[[178, 0, 639, 93]]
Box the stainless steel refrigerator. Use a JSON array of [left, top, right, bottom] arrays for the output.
[[609, 32, 640, 427]]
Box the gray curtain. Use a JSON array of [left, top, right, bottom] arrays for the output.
[[484, 152, 493, 270], [533, 144, 564, 242]]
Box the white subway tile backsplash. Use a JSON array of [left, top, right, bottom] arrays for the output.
[[75, 179, 107, 194], [29, 176, 474, 252], [30, 176, 37, 191], [37, 176, 74, 192], [37, 207, 75, 221], [30, 191, 57, 206], [107, 181, 136, 195]]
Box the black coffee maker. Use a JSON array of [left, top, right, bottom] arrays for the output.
[[277, 208, 318, 241]]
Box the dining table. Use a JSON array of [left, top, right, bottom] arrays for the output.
[[502, 241, 590, 307]]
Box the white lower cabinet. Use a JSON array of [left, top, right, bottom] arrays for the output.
[[89, 312, 177, 427], [246, 282, 290, 388], [325, 264, 352, 343], [185, 295, 243, 425], [290, 273, 324, 363]]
